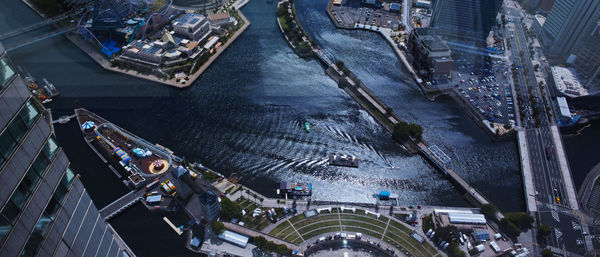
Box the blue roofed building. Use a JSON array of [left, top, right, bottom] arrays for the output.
[[390, 3, 401, 12], [472, 229, 490, 243]]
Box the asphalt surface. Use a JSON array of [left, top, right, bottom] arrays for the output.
[[330, 2, 402, 29], [453, 56, 514, 125], [505, 3, 587, 255]]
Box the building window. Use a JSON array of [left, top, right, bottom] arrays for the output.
[[0, 216, 11, 245], [0, 137, 59, 245], [20, 166, 76, 257], [0, 99, 41, 167], [0, 56, 16, 87]]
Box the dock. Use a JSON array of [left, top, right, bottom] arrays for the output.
[[99, 190, 145, 221]]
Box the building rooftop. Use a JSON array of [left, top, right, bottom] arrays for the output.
[[556, 96, 571, 118], [209, 12, 230, 21], [551, 66, 588, 97], [173, 13, 206, 28], [218, 231, 249, 248], [448, 213, 486, 224], [535, 14, 546, 26]]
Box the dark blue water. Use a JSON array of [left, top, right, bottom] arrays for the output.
[[6, 0, 590, 254], [294, 0, 523, 209]]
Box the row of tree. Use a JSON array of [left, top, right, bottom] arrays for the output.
[[392, 121, 423, 142], [253, 236, 290, 255]]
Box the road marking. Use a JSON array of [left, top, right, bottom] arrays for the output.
[[287, 219, 305, 242], [381, 219, 391, 240]]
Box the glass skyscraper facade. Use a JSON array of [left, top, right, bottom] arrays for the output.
[[0, 42, 135, 257]]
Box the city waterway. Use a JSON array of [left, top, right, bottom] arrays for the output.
[[7, 0, 600, 255]]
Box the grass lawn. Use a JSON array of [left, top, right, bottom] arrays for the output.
[[339, 214, 387, 227], [302, 226, 342, 240], [269, 222, 294, 237], [292, 214, 337, 228], [283, 231, 301, 242], [384, 226, 428, 257], [297, 220, 340, 234], [340, 220, 385, 233], [389, 219, 414, 234], [289, 214, 306, 224]]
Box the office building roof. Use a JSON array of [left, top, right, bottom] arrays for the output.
[[551, 66, 588, 97], [174, 13, 206, 28]]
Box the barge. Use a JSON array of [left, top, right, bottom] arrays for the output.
[[328, 154, 359, 168], [278, 182, 312, 196]]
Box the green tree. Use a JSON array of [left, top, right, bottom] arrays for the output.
[[392, 121, 423, 142], [450, 242, 466, 257], [506, 212, 534, 229], [480, 204, 498, 220], [421, 214, 434, 233], [276, 244, 289, 255], [541, 248, 553, 257], [211, 221, 226, 235], [499, 218, 521, 237], [538, 224, 552, 238], [220, 197, 242, 221], [253, 236, 267, 248]]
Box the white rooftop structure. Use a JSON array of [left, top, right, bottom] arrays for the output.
[[218, 230, 249, 248], [535, 14, 546, 26], [551, 66, 588, 97], [556, 96, 571, 119], [204, 36, 220, 50], [448, 213, 486, 224], [433, 208, 473, 215]]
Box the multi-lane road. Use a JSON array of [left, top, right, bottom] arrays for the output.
[[505, 3, 588, 255], [508, 16, 570, 209]]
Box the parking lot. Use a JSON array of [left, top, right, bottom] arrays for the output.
[[452, 54, 514, 126], [330, 1, 403, 30]]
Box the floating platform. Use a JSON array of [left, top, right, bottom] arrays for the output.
[[328, 154, 359, 168], [279, 182, 312, 196]]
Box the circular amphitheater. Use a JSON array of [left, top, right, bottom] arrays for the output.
[[266, 208, 441, 257]]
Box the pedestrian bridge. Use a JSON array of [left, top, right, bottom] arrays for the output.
[[0, 8, 82, 51], [315, 48, 336, 67]]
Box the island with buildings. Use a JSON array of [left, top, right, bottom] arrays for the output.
[[44, 0, 251, 87]]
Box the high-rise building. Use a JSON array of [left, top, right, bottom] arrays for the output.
[[0, 42, 135, 257], [541, 0, 600, 57], [571, 21, 600, 90], [537, 0, 556, 12], [430, 0, 502, 38]]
